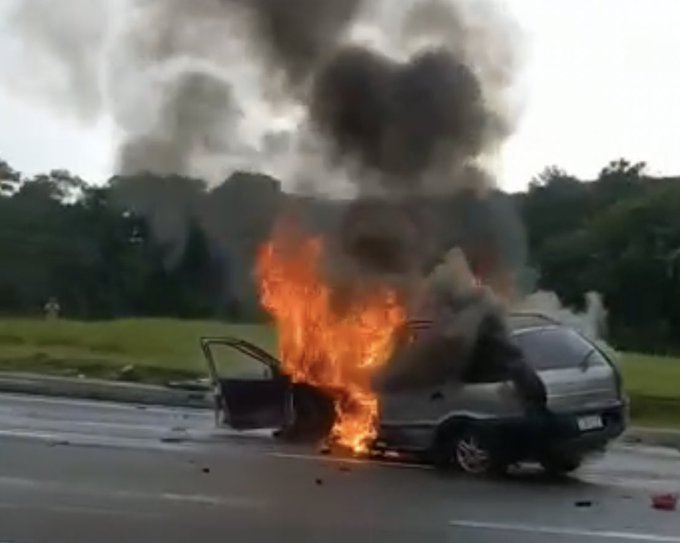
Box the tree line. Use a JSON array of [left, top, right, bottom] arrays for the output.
[[1, 157, 678, 354]]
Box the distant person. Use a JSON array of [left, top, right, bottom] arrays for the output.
[[44, 297, 61, 320]]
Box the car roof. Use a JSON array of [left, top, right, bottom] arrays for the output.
[[506, 312, 561, 331], [406, 312, 561, 333]]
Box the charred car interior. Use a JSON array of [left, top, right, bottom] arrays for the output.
[[201, 312, 627, 476]]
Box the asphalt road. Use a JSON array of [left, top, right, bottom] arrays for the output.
[[1, 393, 680, 543]]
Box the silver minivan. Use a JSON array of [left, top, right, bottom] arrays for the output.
[[203, 313, 628, 475]]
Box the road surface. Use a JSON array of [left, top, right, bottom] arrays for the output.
[[0, 393, 679, 543]]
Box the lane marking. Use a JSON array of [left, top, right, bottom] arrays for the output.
[[0, 500, 164, 519], [269, 451, 432, 470], [0, 475, 266, 510], [612, 444, 680, 460], [0, 418, 179, 433], [0, 429, 65, 442], [449, 520, 680, 542], [0, 392, 207, 416], [0, 428, 193, 452]]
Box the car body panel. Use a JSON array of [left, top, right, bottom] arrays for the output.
[[377, 316, 626, 454]]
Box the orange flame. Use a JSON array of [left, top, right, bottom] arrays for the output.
[[256, 230, 406, 454]]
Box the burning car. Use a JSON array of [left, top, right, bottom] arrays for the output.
[[201, 312, 628, 476]]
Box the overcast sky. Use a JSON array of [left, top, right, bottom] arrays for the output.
[[0, 0, 678, 192]]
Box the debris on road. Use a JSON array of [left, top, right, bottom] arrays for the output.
[[202, 467, 211, 474], [47, 439, 70, 447], [160, 436, 184, 444], [315, 478, 324, 486], [651, 493, 678, 511], [574, 500, 593, 508]]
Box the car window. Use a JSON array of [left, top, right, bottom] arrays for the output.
[[207, 343, 275, 380], [512, 327, 607, 371], [463, 363, 511, 384]]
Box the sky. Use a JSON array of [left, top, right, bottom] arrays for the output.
[[0, 0, 678, 193]]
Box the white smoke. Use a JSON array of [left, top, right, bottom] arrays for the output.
[[516, 290, 608, 341]]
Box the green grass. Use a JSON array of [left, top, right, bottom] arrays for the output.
[[619, 352, 680, 427], [1, 318, 679, 427], [0, 318, 276, 384], [619, 352, 680, 400]]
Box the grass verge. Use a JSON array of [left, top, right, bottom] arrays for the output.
[[0, 318, 275, 385], [0, 319, 679, 427], [620, 352, 680, 428]]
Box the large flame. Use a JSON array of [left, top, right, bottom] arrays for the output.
[[256, 230, 406, 454]]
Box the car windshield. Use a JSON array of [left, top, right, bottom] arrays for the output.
[[513, 327, 607, 371]]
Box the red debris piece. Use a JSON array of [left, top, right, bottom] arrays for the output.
[[651, 493, 678, 511]]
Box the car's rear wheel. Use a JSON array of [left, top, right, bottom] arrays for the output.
[[433, 428, 508, 476]]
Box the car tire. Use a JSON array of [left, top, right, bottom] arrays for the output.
[[539, 454, 582, 476], [433, 427, 507, 476]]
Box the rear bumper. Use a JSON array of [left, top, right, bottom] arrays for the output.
[[481, 403, 627, 460]]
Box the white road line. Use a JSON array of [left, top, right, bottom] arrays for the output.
[[0, 476, 266, 510], [0, 428, 192, 452], [0, 392, 205, 415], [0, 500, 165, 519], [449, 520, 680, 542], [0, 429, 65, 441], [269, 451, 431, 470], [0, 419, 177, 433]]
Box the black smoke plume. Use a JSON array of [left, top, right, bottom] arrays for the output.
[[226, 0, 365, 89], [311, 46, 500, 187]]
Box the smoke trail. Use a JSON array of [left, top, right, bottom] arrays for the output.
[[116, 69, 241, 177]]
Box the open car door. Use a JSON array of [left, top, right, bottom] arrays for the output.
[[201, 337, 291, 431]]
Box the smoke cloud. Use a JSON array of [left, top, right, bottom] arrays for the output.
[[2, 0, 110, 122], [116, 69, 241, 177], [226, 0, 365, 91], [2, 0, 527, 307], [2, 0, 519, 187], [310, 44, 508, 193]]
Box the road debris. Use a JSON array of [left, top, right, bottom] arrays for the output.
[[160, 436, 184, 444], [651, 493, 678, 511], [315, 478, 324, 486], [574, 500, 593, 508], [47, 439, 70, 447], [202, 467, 211, 474]]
